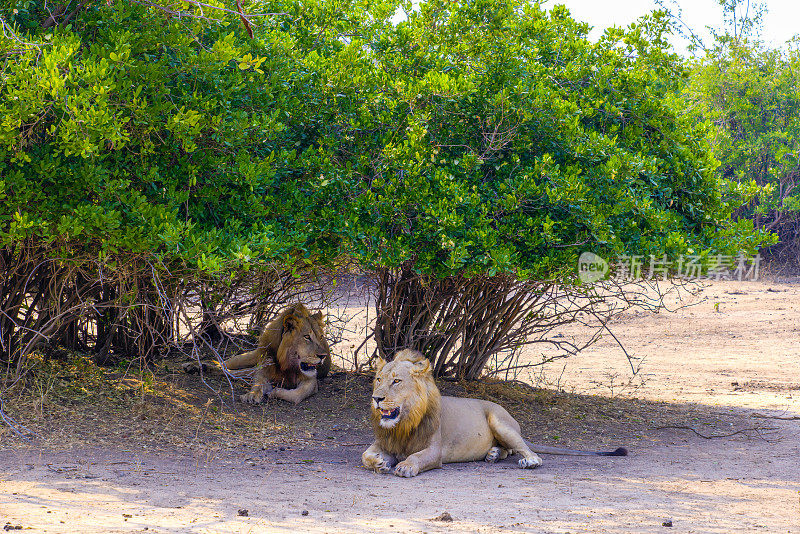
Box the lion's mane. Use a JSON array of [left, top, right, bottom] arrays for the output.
[[259, 303, 330, 388], [370, 351, 441, 459]]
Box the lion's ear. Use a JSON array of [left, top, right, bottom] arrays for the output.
[[283, 314, 300, 332], [410, 357, 431, 377], [312, 311, 324, 322], [375, 357, 387, 374]]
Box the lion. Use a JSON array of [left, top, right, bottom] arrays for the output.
[[362, 349, 627, 477], [183, 303, 331, 404]]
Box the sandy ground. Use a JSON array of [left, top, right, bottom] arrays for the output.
[[2, 280, 800, 533], [533, 280, 800, 414]]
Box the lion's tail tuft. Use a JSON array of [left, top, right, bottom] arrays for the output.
[[525, 441, 629, 457], [598, 447, 628, 456]]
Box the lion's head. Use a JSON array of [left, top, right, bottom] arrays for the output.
[[275, 304, 331, 380], [370, 349, 441, 455]]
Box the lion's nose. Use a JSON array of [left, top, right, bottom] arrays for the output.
[[372, 396, 384, 406]]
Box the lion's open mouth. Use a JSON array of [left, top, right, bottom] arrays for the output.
[[300, 362, 317, 372], [380, 407, 400, 420]]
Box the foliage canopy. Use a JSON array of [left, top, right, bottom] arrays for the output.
[[0, 0, 773, 374], [340, 2, 769, 281], [681, 1, 798, 260]]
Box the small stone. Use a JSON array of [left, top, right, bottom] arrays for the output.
[[238, 509, 249, 517], [662, 519, 673, 527], [432, 512, 453, 522], [301, 510, 309, 516]]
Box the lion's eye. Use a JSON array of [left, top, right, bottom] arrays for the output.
[[304, 334, 312, 340], [375, 377, 381, 382], [392, 379, 401, 385]]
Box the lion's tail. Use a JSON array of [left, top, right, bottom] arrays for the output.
[[525, 441, 628, 457]]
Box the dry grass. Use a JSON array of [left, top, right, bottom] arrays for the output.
[[1, 349, 759, 455]]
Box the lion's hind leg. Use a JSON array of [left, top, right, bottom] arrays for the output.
[[484, 446, 511, 464], [183, 347, 264, 375], [487, 412, 542, 469], [182, 359, 221, 374], [222, 347, 265, 370]]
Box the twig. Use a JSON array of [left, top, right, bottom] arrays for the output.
[[128, 0, 223, 22], [236, 0, 253, 38], [654, 424, 778, 441], [1, 14, 50, 54], [128, 0, 288, 25], [274, 460, 349, 465], [592, 310, 639, 376], [751, 413, 800, 421], [0, 397, 39, 442], [295, 437, 370, 447], [192, 398, 213, 442]]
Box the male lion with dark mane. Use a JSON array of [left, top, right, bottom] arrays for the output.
[[362, 349, 627, 477], [184, 303, 331, 404]]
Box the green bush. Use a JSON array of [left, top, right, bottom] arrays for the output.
[[0, 0, 371, 365], [0, 0, 774, 379], [342, 3, 770, 281], [332, 1, 773, 375], [685, 38, 800, 262], [1, 1, 362, 269]]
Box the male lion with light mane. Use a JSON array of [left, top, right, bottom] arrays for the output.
[[362, 349, 627, 478], [184, 303, 331, 404]]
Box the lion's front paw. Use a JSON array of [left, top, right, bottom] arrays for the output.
[[393, 461, 419, 478], [518, 454, 543, 469], [365, 458, 395, 474], [362, 452, 396, 474], [375, 459, 396, 474], [240, 391, 264, 404], [269, 388, 301, 404]]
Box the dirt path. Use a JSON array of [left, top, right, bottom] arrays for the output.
[[2, 280, 800, 533], [2, 421, 799, 534]]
